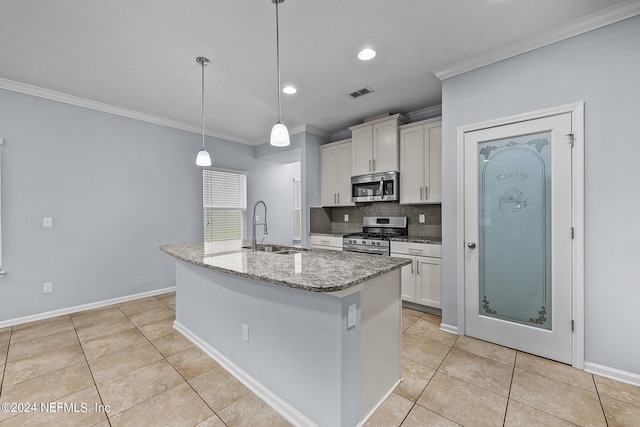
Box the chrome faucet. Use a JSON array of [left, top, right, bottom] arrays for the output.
[[252, 200, 268, 251]]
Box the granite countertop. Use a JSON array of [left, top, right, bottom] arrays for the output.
[[160, 242, 410, 293], [390, 235, 442, 245]]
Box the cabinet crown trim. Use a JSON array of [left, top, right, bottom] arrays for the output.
[[348, 113, 409, 130]]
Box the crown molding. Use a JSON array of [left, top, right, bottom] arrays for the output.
[[290, 124, 330, 139], [434, 0, 640, 80], [0, 77, 251, 145]]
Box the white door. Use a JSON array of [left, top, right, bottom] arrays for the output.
[[464, 112, 574, 363]]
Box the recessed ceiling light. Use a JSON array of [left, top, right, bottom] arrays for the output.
[[282, 86, 297, 94], [357, 48, 376, 61]]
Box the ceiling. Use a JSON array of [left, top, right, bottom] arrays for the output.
[[0, 0, 632, 145]]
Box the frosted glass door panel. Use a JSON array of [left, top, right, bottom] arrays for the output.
[[478, 132, 551, 329]]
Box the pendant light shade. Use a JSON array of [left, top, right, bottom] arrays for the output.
[[270, 121, 290, 147], [196, 148, 211, 166], [269, 0, 290, 147], [195, 56, 212, 166]]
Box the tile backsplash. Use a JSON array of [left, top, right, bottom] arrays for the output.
[[310, 203, 441, 238]]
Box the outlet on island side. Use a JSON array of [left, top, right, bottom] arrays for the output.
[[347, 304, 356, 329], [43, 282, 53, 293], [242, 324, 249, 342], [419, 214, 425, 223]]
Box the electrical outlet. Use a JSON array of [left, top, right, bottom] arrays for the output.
[[242, 324, 249, 342], [419, 214, 425, 223], [43, 217, 53, 228], [344, 214, 349, 222], [43, 282, 53, 293], [347, 304, 356, 329]]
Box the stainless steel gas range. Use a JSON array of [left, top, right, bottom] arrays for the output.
[[342, 216, 408, 256]]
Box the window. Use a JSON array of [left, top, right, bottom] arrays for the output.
[[203, 169, 247, 253], [293, 179, 301, 242]]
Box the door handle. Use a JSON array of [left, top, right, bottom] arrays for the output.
[[467, 242, 476, 249]]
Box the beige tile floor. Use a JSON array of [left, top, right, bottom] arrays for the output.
[[0, 293, 638, 426]]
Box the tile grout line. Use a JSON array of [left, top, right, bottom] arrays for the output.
[[399, 331, 462, 426], [116, 296, 230, 426], [0, 327, 12, 399], [502, 351, 519, 426], [592, 373, 610, 427], [70, 313, 113, 427]]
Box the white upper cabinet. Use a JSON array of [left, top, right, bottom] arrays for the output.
[[321, 140, 354, 207], [399, 118, 442, 204], [350, 114, 408, 176]]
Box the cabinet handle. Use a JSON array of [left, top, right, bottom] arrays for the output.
[[425, 186, 428, 199], [409, 248, 423, 254], [373, 159, 376, 171], [416, 260, 420, 274], [369, 159, 372, 171], [334, 194, 337, 204], [321, 240, 330, 244], [337, 194, 340, 204], [410, 260, 414, 274], [420, 187, 423, 200]]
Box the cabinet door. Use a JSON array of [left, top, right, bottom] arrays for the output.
[[352, 126, 373, 176], [373, 120, 399, 172], [400, 126, 426, 204], [391, 253, 416, 302], [416, 256, 441, 308], [321, 145, 338, 206], [426, 124, 442, 202], [337, 142, 354, 205]]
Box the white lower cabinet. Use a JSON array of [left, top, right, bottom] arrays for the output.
[[391, 242, 441, 308], [310, 235, 343, 251]]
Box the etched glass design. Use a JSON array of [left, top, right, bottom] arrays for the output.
[[478, 132, 552, 330]]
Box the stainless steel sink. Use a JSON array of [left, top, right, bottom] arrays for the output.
[[248, 244, 301, 255], [271, 249, 301, 255]]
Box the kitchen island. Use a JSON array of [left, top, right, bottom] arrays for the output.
[[161, 242, 410, 427]]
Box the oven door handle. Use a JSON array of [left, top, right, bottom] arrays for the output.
[[379, 176, 384, 200]]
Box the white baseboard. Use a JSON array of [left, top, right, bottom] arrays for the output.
[[585, 361, 640, 388], [439, 323, 459, 335], [0, 286, 175, 328], [173, 321, 318, 427], [356, 377, 404, 427]]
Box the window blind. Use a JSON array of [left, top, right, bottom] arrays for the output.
[[203, 169, 247, 253], [293, 179, 301, 241]]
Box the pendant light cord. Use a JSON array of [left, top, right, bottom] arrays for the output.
[[201, 59, 206, 149], [275, 0, 282, 123]]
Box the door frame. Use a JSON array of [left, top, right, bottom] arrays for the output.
[[456, 102, 585, 369]]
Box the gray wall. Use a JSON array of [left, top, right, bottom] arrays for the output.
[[441, 16, 640, 375], [0, 89, 303, 322]]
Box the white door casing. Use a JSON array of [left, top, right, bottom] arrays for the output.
[[456, 103, 584, 368]]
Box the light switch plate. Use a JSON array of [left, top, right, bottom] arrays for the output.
[[347, 304, 357, 329], [419, 214, 425, 223], [344, 214, 349, 222], [43, 217, 53, 228]]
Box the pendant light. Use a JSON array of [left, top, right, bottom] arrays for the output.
[[195, 56, 212, 166], [269, 0, 290, 147]]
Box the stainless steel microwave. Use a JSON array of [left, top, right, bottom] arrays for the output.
[[351, 171, 399, 202]]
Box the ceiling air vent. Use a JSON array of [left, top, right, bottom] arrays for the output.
[[349, 86, 374, 98]]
